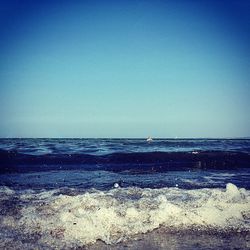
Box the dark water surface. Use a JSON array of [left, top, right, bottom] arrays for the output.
[[0, 138, 250, 190]]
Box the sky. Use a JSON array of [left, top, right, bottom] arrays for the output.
[[0, 0, 249, 138]]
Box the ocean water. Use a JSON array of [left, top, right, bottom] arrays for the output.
[[0, 138, 250, 249]]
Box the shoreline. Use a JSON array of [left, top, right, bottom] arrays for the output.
[[83, 229, 250, 250]]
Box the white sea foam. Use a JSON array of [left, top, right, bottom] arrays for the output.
[[0, 186, 15, 198], [0, 184, 249, 248]]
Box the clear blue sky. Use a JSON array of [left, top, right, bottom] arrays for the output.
[[0, 0, 249, 138]]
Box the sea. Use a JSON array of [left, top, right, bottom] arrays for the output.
[[0, 138, 249, 249]]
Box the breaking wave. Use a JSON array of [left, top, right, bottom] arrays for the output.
[[1, 149, 250, 173], [0, 183, 249, 248]]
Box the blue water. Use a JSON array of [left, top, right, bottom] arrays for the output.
[[0, 138, 250, 190], [1, 138, 250, 155]]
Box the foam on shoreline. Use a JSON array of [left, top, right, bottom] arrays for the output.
[[0, 183, 249, 248]]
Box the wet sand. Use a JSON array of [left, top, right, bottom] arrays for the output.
[[87, 229, 250, 250]]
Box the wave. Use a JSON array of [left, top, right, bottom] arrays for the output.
[[0, 183, 249, 248], [0, 149, 250, 173]]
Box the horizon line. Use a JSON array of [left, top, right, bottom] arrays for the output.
[[0, 137, 250, 140]]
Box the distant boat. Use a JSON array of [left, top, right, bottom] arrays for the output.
[[146, 136, 153, 142]]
